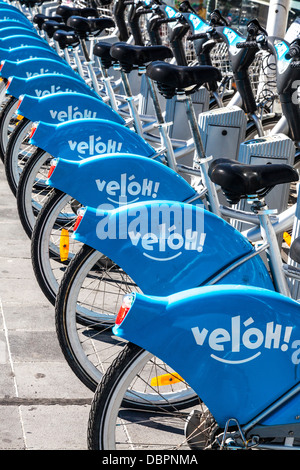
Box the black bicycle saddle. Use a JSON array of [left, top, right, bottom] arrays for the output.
[[110, 43, 173, 71], [146, 61, 222, 97], [53, 29, 80, 49], [42, 20, 73, 38], [208, 158, 299, 204], [93, 41, 115, 68], [56, 5, 99, 21], [33, 14, 64, 30], [67, 16, 114, 37]]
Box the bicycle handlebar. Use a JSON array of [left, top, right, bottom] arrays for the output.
[[291, 60, 300, 68], [187, 32, 210, 41], [288, 44, 300, 58], [154, 17, 180, 26], [236, 41, 258, 49], [135, 8, 153, 15]]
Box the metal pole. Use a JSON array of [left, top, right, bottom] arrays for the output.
[[266, 0, 291, 37]]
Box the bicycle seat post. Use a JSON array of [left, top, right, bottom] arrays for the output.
[[182, 91, 221, 215], [79, 35, 100, 93], [209, 158, 299, 297], [144, 71, 178, 172], [71, 40, 86, 79], [118, 64, 144, 136], [250, 198, 291, 297], [146, 60, 223, 215], [110, 43, 174, 138], [66, 16, 117, 94]]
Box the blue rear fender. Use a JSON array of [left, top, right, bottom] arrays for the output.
[[0, 57, 81, 81], [0, 9, 34, 26], [17, 92, 123, 125], [30, 119, 155, 160], [73, 200, 274, 294], [113, 284, 300, 427], [0, 19, 35, 31], [0, 34, 48, 50], [47, 154, 197, 206], [6, 74, 98, 101], [0, 45, 63, 63], [0, 27, 39, 38]]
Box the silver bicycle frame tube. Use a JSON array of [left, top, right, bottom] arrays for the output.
[[270, 115, 290, 136], [242, 204, 296, 242], [227, 91, 243, 108]]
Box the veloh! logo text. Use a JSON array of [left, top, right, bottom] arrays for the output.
[[95, 173, 160, 204], [95, 202, 206, 261], [34, 86, 78, 97], [49, 106, 98, 122], [26, 69, 60, 78], [191, 315, 300, 364], [69, 135, 123, 156]]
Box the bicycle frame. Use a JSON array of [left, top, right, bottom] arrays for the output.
[[112, 283, 300, 447]]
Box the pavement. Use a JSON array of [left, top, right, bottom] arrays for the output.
[[0, 163, 94, 450]]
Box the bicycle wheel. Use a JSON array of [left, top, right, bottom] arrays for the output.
[[88, 343, 213, 450], [31, 189, 82, 304], [55, 244, 142, 391], [0, 95, 19, 163], [4, 116, 35, 196], [17, 147, 53, 238], [245, 114, 281, 141]]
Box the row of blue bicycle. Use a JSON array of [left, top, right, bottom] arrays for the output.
[[2, 0, 300, 450]]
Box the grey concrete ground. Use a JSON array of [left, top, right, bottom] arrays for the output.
[[0, 164, 94, 450]]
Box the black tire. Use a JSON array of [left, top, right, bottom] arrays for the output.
[[4, 115, 33, 196], [0, 95, 18, 163], [17, 146, 52, 238], [31, 188, 78, 304], [88, 343, 204, 450], [245, 114, 281, 141], [55, 244, 99, 391], [55, 243, 141, 391]]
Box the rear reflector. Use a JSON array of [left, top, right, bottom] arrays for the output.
[[47, 159, 58, 179], [60, 229, 69, 262], [73, 208, 86, 233], [29, 122, 38, 140], [151, 372, 184, 387], [115, 294, 134, 325]]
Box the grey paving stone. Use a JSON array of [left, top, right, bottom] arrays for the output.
[[13, 362, 94, 400], [21, 404, 91, 450], [0, 406, 25, 450]]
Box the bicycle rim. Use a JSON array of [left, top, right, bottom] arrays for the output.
[[56, 246, 142, 390], [17, 149, 53, 237], [32, 191, 82, 303], [5, 118, 34, 193], [88, 344, 209, 450]]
